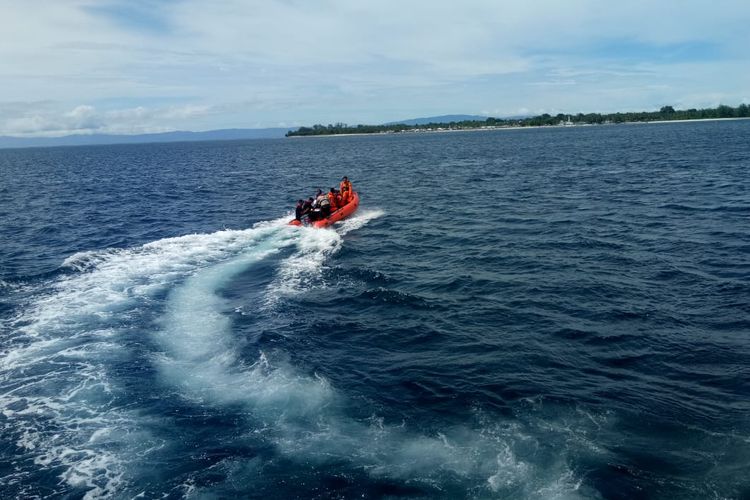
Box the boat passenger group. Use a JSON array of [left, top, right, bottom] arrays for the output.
[[294, 176, 353, 222]]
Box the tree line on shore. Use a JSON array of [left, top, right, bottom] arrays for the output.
[[286, 103, 750, 137]]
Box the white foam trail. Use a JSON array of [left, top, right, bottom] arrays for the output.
[[262, 226, 341, 307], [3, 206, 587, 496], [0, 220, 292, 497], [336, 208, 385, 236], [154, 239, 334, 412], [155, 211, 379, 417], [155, 210, 587, 496], [262, 209, 385, 308], [154, 212, 383, 407]]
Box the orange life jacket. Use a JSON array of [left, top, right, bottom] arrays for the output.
[[340, 181, 352, 202], [328, 192, 338, 210]]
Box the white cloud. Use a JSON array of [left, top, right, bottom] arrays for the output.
[[0, 102, 215, 137], [0, 0, 748, 131]]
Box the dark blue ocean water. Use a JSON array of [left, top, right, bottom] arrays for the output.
[[1, 121, 749, 499]]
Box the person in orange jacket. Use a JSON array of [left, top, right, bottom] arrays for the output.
[[339, 176, 353, 203], [327, 188, 339, 212]]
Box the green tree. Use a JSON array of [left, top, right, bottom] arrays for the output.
[[717, 105, 734, 118]]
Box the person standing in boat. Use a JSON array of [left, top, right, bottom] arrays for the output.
[[339, 176, 353, 203]]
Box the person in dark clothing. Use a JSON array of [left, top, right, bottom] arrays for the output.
[[294, 199, 305, 221], [299, 197, 313, 222], [303, 197, 313, 213]]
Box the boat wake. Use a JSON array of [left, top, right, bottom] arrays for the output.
[[1, 209, 592, 498], [1, 219, 292, 497], [153, 208, 589, 498]]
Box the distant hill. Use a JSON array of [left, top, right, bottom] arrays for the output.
[[0, 127, 291, 149], [384, 114, 490, 126]]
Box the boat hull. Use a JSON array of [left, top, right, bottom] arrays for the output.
[[289, 192, 359, 228]]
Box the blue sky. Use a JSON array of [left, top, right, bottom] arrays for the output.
[[1, 0, 748, 136]]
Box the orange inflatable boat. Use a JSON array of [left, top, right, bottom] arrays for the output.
[[289, 191, 359, 228]]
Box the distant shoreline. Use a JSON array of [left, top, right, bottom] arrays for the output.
[[286, 116, 750, 138], [632, 117, 750, 125], [3, 115, 747, 150], [286, 104, 750, 137]]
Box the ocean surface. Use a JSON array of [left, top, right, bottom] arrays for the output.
[[0, 120, 748, 499]]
